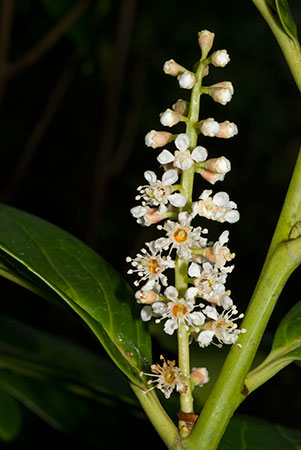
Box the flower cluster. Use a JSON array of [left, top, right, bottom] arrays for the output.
[[127, 30, 246, 399]]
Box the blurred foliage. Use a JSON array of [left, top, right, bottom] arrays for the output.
[[0, 0, 300, 448]]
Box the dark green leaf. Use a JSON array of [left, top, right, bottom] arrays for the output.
[[219, 415, 301, 450], [275, 0, 299, 42], [0, 313, 136, 404], [0, 204, 151, 387], [0, 388, 22, 442]]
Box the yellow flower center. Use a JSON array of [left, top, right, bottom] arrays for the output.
[[173, 228, 188, 243], [148, 259, 161, 274], [172, 303, 188, 317]]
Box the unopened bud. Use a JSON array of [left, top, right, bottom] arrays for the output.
[[191, 367, 209, 387], [178, 71, 196, 89], [204, 156, 231, 174], [202, 65, 209, 77], [199, 169, 225, 184], [215, 121, 238, 139], [199, 118, 221, 137], [210, 50, 230, 67], [160, 109, 182, 127], [209, 82, 234, 105], [198, 30, 215, 56], [172, 99, 189, 116], [163, 59, 186, 77], [145, 130, 173, 148], [143, 208, 164, 226], [135, 290, 158, 304]]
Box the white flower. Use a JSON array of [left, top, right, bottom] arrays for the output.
[[130, 205, 165, 226], [192, 190, 240, 223], [178, 71, 196, 89], [135, 169, 187, 211], [127, 241, 175, 291], [155, 212, 208, 259], [157, 133, 207, 171], [197, 305, 246, 347], [142, 355, 188, 399], [153, 286, 205, 335], [210, 50, 230, 68], [188, 261, 229, 300]]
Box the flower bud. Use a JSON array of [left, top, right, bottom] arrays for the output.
[[198, 30, 215, 56], [198, 169, 226, 184], [199, 118, 221, 137], [160, 109, 182, 127], [143, 208, 164, 226], [191, 367, 209, 387], [210, 50, 230, 67], [172, 99, 189, 116], [178, 71, 196, 89], [145, 130, 173, 148], [135, 290, 159, 304], [215, 121, 238, 139], [204, 156, 231, 174], [209, 81, 234, 105], [163, 59, 186, 77]]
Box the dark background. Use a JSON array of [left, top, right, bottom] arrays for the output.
[[0, 0, 300, 448]]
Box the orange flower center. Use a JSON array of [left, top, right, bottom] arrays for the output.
[[172, 303, 188, 317], [173, 228, 188, 243], [148, 259, 161, 274]]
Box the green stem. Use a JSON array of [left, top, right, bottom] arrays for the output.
[[252, 0, 301, 91], [131, 384, 181, 449], [175, 60, 206, 431], [183, 149, 301, 450]]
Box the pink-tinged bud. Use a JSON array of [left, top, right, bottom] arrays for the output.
[[198, 169, 226, 185], [160, 109, 182, 127], [198, 30, 215, 56], [204, 156, 231, 174], [199, 118, 221, 137], [191, 367, 209, 387], [215, 121, 238, 139], [172, 99, 189, 116], [163, 59, 186, 77], [210, 50, 230, 67], [202, 65, 209, 77], [209, 82, 234, 105], [178, 71, 196, 89], [144, 208, 164, 226], [135, 290, 158, 304], [145, 130, 172, 148]]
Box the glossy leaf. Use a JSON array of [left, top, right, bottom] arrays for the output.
[[0, 388, 22, 442], [219, 415, 301, 450], [0, 204, 151, 387], [0, 313, 136, 404], [245, 302, 301, 392], [275, 0, 299, 42]]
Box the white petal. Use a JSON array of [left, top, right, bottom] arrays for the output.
[[144, 170, 157, 184], [219, 230, 229, 245], [224, 210, 240, 223], [164, 318, 178, 335], [130, 205, 147, 218], [152, 302, 167, 315], [220, 294, 233, 310], [197, 330, 214, 347], [203, 305, 218, 320], [191, 146, 208, 162], [190, 311, 205, 326], [157, 149, 174, 165], [175, 133, 190, 151], [154, 237, 170, 250], [213, 192, 229, 207], [164, 285, 178, 300], [199, 189, 212, 200], [188, 262, 201, 278], [178, 211, 191, 225], [185, 287, 199, 300], [141, 306, 153, 321], [168, 193, 187, 207], [162, 169, 178, 186], [175, 155, 193, 170]]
